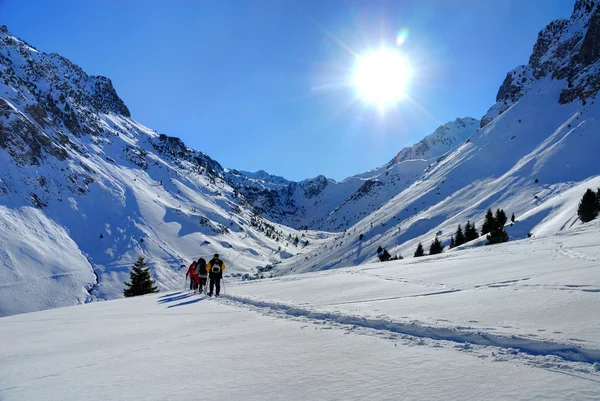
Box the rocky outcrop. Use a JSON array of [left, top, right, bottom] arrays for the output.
[[481, 0, 600, 127]]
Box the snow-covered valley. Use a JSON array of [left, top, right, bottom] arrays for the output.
[[2, 223, 599, 400]]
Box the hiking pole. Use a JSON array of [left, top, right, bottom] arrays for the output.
[[181, 264, 187, 292]]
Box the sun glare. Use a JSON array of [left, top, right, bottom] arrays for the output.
[[353, 49, 412, 110]]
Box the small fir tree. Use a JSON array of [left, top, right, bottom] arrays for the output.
[[577, 188, 599, 223], [481, 209, 494, 235], [377, 245, 383, 254], [464, 221, 479, 242], [495, 209, 508, 230], [359, 233, 364, 241], [414, 242, 425, 258], [511, 213, 515, 223], [124, 256, 158, 297], [379, 249, 391, 262], [429, 237, 444, 255], [486, 228, 509, 245], [449, 236, 456, 249], [454, 224, 466, 247]]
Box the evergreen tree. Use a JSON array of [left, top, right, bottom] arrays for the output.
[[577, 188, 599, 222], [414, 242, 425, 258], [454, 224, 466, 247], [124, 256, 158, 297], [377, 245, 383, 254], [379, 249, 391, 262], [449, 236, 456, 249], [429, 237, 444, 255], [481, 209, 494, 235], [486, 209, 509, 245], [359, 233, 364, 241], [511, 213, 515, 223], [464, 221, 479, 242], [486, 229, 509, 245], [495, 209, 508, 230]]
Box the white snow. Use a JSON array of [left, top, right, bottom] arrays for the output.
[[1, 224, 599, 400], [0, 205, 96, 316]]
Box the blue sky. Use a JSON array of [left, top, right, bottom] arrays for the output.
[[2, 0, 574, 181]]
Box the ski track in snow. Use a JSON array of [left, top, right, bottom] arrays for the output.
[[209, 293, 600, 382]]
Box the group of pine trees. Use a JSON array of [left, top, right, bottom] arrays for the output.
[[377, 246, 403, 262], [413, 208, 511, 257], [577, 188, 600, 223], [413, 237, 443, 257], [449, 221, 479, 248], [481, 208, 510, 245]]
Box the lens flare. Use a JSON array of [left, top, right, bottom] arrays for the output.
[[396, 29, 408, 47]]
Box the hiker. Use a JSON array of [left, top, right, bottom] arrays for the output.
[[186, 261, 198, 291], [206, 253, 226, 297], [195, 257, 207, 293]]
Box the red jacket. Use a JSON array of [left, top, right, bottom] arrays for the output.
[[186, 263, 197, 278]]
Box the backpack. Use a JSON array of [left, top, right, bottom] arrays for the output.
[[195, 258, 206, 275], [210, 259, 222, 274]]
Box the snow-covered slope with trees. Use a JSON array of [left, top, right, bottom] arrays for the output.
[[0, 26, 331, 316], [2, 0, 600, 317], [275, 0, 600, 274], [229, 117, 479, 231], [2, 223, 600, 400]]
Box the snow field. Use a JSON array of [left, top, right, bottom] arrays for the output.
[[1, 290, 599, 401], [2, 224, 600, 400]]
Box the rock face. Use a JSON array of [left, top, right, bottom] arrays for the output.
[[481, 0, 600, 127]]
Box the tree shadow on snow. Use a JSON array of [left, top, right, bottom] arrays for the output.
[[167, 298, 205, 308], [157, 293, 194, 304]]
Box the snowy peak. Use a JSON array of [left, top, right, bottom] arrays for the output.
[[390, 117, 479, 164], [0, 26, 130, 126], [232, 169, 292, 190]]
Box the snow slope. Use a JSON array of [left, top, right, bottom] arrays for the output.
[[1, 225, 599, 401], [0, 206, 96, 316]]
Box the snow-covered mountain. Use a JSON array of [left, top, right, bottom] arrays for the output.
[[0, 25, 331, 316], [275, 0, 600, 274], [2, 0, 600, 316], [229, 117, 479, 231], [390, 117, 479, 163]]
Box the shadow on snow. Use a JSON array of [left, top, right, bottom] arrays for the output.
[[167, 297, 205, 308]]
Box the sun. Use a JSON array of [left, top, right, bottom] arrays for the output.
[[353, 48, 412, 110]]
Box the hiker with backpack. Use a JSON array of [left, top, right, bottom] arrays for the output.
[[206, 253, 226, 297], [195, 257, 207, 293], [185, 261, 199, 291]]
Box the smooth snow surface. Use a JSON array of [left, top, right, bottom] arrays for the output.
[[2, 226, 599, 401]]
